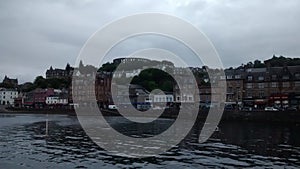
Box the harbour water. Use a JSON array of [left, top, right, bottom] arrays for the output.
[[0, 114, 299, 168]]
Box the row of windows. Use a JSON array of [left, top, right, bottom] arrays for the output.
[[247, 76, 264, 81], [222, 74, 298, 80], [176, 96, 194, 101], [247, 74, 300, 81], [220, 75, 242, 80], [154, 97, 173, 102], [246, 91, 266, 98], [0, 92, 18, 95], [245, 82, 300, 88], [0, 96, 16, 99], [46, 100, 68, 104]]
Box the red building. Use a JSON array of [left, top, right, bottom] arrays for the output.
[[24, 88, 54, 108]]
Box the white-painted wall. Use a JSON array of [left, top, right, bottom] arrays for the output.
[[46, 96, 68, 105], [152, 94, 174, 103], [0, 89, 18, 105]]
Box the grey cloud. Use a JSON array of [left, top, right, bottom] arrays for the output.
[[0, 0, 299, 83]]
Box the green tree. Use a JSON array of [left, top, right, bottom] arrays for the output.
[[33, 76, 47, 89], [131, 68, 175, 92]]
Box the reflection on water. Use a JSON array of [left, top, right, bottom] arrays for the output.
[[0, 114, 299, 168]]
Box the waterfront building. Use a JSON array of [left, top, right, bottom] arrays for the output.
[[95, 71, 113, 108], [197, 63, 300, 110], [173, 67, 198, 104], [265, 65, 300, 108], [46, 95, 68, 106], [0, 88, 18, 106], [111, 84, 150, 110], [67, 57, 300, 110], [151, 93, 174, 103], [71, 69, 98, 107], [240, 65, 300, 109], [23, 88, 55, 108], [223, 68, 244, 109], [242, 67, 268, 109], [14, 92, 26, 108]]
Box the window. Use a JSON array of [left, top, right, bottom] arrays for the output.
[[271, 82, 277, 88], [220, 76, 226, 80], [259, 91, 265, 97], [258, 76, 264, 81], [295, 73, 300, 79], [258, 83, 265, 89], [235, 75, 241, 79], [247, 76, 253, 81], [271, 75, 277, 80], [247, 92, 252, 98], [227, 75, 233, 79], [295, 81, 300, 87], [246, 83, 253, 89], [282, 75, 289, 80], [282, 82, 290, 88]]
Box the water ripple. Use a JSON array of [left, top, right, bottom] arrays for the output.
[[0, 114, 299, 168]]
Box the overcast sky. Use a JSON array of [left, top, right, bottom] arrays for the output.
[[0, 0, 299, 83]]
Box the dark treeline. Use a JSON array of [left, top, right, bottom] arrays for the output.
[[8, 55, 299, 93], [18, 76, 71, 92]]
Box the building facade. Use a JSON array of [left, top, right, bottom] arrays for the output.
[[24, 88, 55, 108], [46, 64, 74, 79], [1, 76, 18, 88], [0, 88, 18, 106], [241, 65, 300, 109]]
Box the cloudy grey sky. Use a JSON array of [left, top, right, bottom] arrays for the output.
[[0, 0, 299, 83]]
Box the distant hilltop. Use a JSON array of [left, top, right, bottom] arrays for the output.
[[232, 55, 300, 69]]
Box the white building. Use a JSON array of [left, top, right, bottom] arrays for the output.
[[0, 88, 18, 105], [151, 94, 174, 103], [46, 96, 68, 105], [113, 69, 142, 78]]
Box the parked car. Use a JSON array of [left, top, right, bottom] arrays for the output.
[[224, 104, 234, 111], [264, 107, 279, 111], [274, 106, 284, 111], [108, 105, 118, 110], [286, 106, 298, 111], [152, 106, 163, 110], [242, 107, 252, 111]]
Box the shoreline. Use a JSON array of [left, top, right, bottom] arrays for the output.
[[1, 108, 300, 123]]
